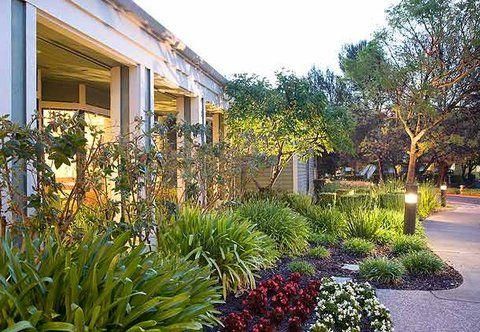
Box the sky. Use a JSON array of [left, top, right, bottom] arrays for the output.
[[133, 0, 397, 81]]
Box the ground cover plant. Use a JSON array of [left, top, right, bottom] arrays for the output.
[[402, 251, 444, 276], [359, 257, 406, 284], [235, 199, 310, 255], [0, 230, 221, 331], [343, 208, 382, 240], [343, 238, 375, 256], [309, 278, 393, 332], [222, 273, 321, 332], [288, 261, 316, 276], [309, 232, 339, 246], [418, 183, 440, 219], [159, 207, 278, 297], [392, 235, 427, 255], [308, 246, 330, 259]]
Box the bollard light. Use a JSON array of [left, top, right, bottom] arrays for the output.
[[440, 183, 447, 207], [404, 183, 418, 235], [405, 192, 418, 204]]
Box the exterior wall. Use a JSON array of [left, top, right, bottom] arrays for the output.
[[245, 160, 294, 193], [296, 157, 315, 195]]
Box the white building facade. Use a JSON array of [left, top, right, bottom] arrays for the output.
[[1, 0, 226, 201]]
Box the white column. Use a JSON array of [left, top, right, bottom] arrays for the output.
[[0, 1, 12, 118], [129, 64, 144, 134], [110, 66, 121, 139], [190, 96, 206, 144]]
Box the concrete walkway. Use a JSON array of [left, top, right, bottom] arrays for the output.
[[377, 196, 480, 332]]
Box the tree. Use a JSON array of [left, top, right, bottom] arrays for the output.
[[380, 0, 480, 184], [225, 70, 352, 191]]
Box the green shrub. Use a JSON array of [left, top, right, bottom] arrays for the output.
[[359, 257, 405, 283], [376, 179, 405, 194], [162, 208, 278, 297], [402, 251, 444, 275], [392, 235, 427, 255], [309, 232, 339, 246], [344, 208, 382, 240], [284, 194, 343, 234], [378, 193, 405, 211], [337, 194, 375, 211], [343, 238, 375, 256], [378, 209, 404, 234], [0, 230, 221, 330], [418, 183, 440, 219], [374, 229, 397, 245], [288, 261, 316, 276], [309, 246, 331, 259], [235, 199, 310, 255], [336, 188, 355, 196], [316, 192, 337, 207]]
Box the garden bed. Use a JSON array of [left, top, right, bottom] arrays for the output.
[[213, 244, 462, 331]]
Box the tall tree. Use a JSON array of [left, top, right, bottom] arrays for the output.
[[381, 0, 480, 184]]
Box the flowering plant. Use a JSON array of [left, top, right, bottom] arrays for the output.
[[222, 273, 321, 331], [309, 278, 393, 332]]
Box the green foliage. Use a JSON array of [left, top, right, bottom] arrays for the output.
[[160, 208, 278, 297], [284, 194, 344, 235], [374, 229, 398, 246], [225, 71, 353, 190], [359, 258, 405, 284], [402, 251, 444, 275], [378, 209, 404, 234], [337, 194, 375, 211], [287, 261, 316, 276], [343, 238, 375, 256], [0, 230, 221, 330], [235, 199, 310, 255], [309, 246, 331, 259], [392, 235, 427, 255], [309, 232, 339, 246], [343, 208, 382, 240], [378, 193, 405, 211], [418, 184, 440, 219], [316, 192, 337, 207]]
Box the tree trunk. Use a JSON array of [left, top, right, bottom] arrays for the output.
[[377, 158, 384, 184], [437, 161, 449, 185], [406, 140, 417, 184]]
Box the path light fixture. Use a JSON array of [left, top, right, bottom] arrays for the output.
[[440, 183, 447, 207], [404, 183, 418, 235]]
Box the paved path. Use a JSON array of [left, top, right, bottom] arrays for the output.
[[377, 196, 480, 332]]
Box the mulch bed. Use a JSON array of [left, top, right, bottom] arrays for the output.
[[212, 244, 463, 331]]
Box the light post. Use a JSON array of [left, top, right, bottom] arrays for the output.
[[404, 183, 418, 235], [440, 183, 447, 207]]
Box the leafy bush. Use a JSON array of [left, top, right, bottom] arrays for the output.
[[337, 194, 375, 211], [378, 209, 404, 234], [343, 238, 375, 256], [288, 261, 316, 276], [418, 183, 440, 219], [375, 229, 398, 245], [359, 258, 405, 284], [161, 208, 278, 297], [0, 230, 221, 330], [309, 278, 393, 332], [316, 192, 337, 207], [309, 246, 331, 259], [235, 199, 310, 255], [402, 251, 444, 275], [284, 194, 343, 235], [309, 232, 339, 246], [343, 208, 382, 240], [392, 235, 427, 255], [378, 193, 405, 211]]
